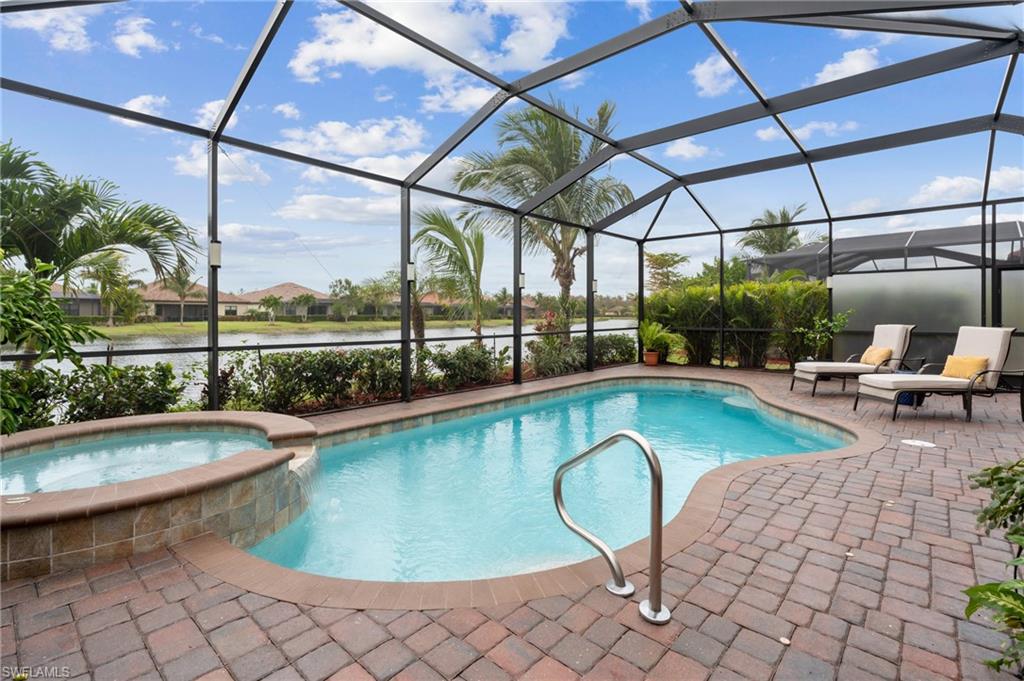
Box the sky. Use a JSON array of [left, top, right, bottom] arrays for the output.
[[2, 0, 1021, 297]]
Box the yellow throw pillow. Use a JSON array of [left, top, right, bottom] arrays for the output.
[[941, 355, 989, 379], [860, 346, 893, 365]]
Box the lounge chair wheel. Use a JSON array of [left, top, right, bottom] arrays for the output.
[[892, 399, 900, 421], [789, 376, 795, 391], [853, 393, 859, 411], [811, 377, 818, 397]]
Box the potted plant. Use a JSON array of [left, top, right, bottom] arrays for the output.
[[639, 320, 681, 366]]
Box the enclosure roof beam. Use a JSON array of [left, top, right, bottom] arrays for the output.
[[592, 115, 1013, 232], [1, 77, 209, 137], [531, 38, 1019, 224], [983, 53, 1018, 202], [766, 13, 1018, 41], [0, 0, 120, 13], [211, 0, 291, 142]]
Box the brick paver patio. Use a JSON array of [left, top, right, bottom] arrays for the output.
[[2, 368, 1021, 680]]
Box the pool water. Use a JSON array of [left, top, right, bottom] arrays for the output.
[[250, 385, 846, 582], [0, 431, 270, 494]]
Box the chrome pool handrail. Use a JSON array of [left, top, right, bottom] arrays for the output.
[[552, 429, 671, 625]]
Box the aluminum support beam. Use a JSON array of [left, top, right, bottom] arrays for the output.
[[0, 0, 121, 13], [767, 14, 1018, 41], [207, 143, 220, 410], [211, 0, 292, 141], [637, 242, 645, 362], [513, 216, 523, 383], [593, 115, 1011, 233], [400, 188, 412, 402], [521, 38, 1019, 215], [586, 231, 596, 372]]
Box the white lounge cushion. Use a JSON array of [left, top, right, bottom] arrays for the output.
[[794, 361, 891, 376], [859, 373, 971, 392], [870, 324, 915, 370], [951, 326, 1014, 389]]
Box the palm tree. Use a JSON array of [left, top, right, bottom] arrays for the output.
[[1, 141, 198, 284], [259, 295, 283, 324], [161, 263, 205, 326], [494, 287, 512, 318], [80, 252, 144, 327], [290, 293, 317, 322], [453, 100, 633, 331], [117, 289, 146, 325], [737, 204, 808, 257], [414, 208, 486, 339]]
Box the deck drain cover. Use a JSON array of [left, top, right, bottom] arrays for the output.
[[901, 439, 936, 448]]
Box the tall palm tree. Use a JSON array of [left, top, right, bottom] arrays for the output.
[[737, 204, 808, 257], [413, 208, 486, 339], [290, 293, 317, 322], [453, 100, 633, 330], [0, 141, 198, 283], [162, 264, 205, 326], [81, 252, 145, 327]]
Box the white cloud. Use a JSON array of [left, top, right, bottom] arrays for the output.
[[273, 102, 302, 120], [172, 141, 270, 185], [558, 70, 590, 91], [373, 86, 395, 102], [989, 165, 1023, 195], [664, 138, 709, 160], [689, 53, 737, 98], [287, 3, 569, 109], [963, 211, 1024, 226], [277, 116, 427, 160], [814, 47, 879, 84], [419, 77, 498, 114], [909, 175, 982, 206], [756, 120, 858, 142], [112, 94, 169, 128], [276, 194, 400, 224], [112, 16, 166, 58], [4, 5, 100, 52], [220, 222, 368, 253], [847, 197, 882, 214], [834, 28, 900, 46], [193, 99, 237, 130], [626, 0, 652, 21], [886, 215, 916, 228]]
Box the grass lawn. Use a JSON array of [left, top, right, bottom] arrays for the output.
[[90, 317, 627, 338]]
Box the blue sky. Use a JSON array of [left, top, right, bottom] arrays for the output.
[[2, 0, 1021, 296]]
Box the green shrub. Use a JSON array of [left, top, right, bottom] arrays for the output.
[[64, 364, 185, 422], [646, 285, 721, 365], [0, 368, 66, 433], [428, 344, 508, 390], [593, 334, 637, 366], [766, 281, 829, 367], [723, 282, 773, 368], [349, 347, 403, 402], [528, 335, 585, 377]]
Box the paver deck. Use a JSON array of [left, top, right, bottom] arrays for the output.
[[2, 367, 1021, 680]]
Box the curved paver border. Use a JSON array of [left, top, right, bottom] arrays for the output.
[[173, 366, 888, 610]]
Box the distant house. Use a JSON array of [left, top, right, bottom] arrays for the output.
[[136, 281, 254, 322], [498, 296, 538, 318], [49, 282, 103, 317], [241, 282, 332, 317]]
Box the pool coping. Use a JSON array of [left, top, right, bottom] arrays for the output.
[[172, 366, 888, 610], [0, 411, 316, 529]]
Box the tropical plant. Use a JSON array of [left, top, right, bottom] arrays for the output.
[[645, 251, 690, 292], [117, 288, 147, 324], [259, 295, 283, 324], [639, 320, 682, 357], [161, 263, 205, 325], [0, 140, 198, 282], [63, 363, 185, 422], [80, 252, 145, 327], [689, 256, 748, 287], [362, 271, 400, 319], [794, 310, 852, 361], [646, 284, 722, 365], [494, 287, 512, 317], [414, 208, 486, 339], [329, 278, 363, 322], [1, 255, 108, 432], [428, 343, 508, 390], [453, 99, 633, 330], [965, 460, 1024, 674], [737, 204, 807, 259], [723, 282, 774, 368], [527, 335, 585, 378], [290, 293, 317, 322], [766, 280, 830, 367]]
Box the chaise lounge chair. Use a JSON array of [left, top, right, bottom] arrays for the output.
[[855, 326, 1022, 421], [790, 324, 918, 396]]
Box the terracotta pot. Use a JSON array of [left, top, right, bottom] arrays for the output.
[[643, 350, 660, 366]]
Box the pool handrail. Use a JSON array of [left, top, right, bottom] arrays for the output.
[[552, 429, 672, 625]]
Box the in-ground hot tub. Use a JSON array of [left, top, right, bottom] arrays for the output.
[[1, 411, 318, 580]]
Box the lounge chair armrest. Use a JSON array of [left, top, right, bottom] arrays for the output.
[[917, 363, 945, 375], [845, 353, 862, 362], [895, 356, 926, 371]]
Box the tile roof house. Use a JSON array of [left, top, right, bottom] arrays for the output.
[[49, 282, 103, 317], [136, 281, 254, 322], [240, 282, 332, 317]]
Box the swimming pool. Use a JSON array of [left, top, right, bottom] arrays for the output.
[[0, 431, 270, 495], [250, 383, 846, 582]]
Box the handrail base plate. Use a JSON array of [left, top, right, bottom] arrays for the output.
[[639, 600, 671, 625], [605, 579, 636, 598]]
